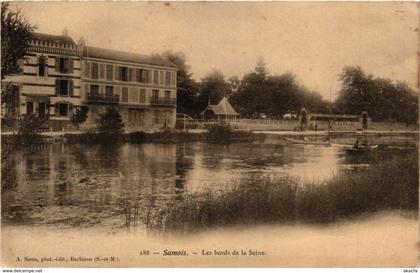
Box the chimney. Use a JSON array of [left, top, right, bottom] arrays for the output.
[[77, 37, 86, 53]]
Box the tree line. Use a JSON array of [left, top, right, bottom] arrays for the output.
[[334, 66, 418, 124], [159, 51, 418, 124]]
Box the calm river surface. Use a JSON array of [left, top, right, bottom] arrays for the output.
[[1, 138, 416, 229]]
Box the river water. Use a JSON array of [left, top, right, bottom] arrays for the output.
[[1, 138, 417, 230], [2, 138, 418, 267]]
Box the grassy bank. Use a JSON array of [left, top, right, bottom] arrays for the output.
[[150, 150, 418, 232], [64, 126, 261, 144]]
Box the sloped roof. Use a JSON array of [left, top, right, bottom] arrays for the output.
[[31, 32, 76, 46], [82, 46, 177, 68], [201, 97, 239, 116]]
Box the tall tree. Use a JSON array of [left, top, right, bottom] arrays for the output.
[[335, 66, 418, 124], [255, 56, 269, 80], [1, 2, 35, 78], [227, 76, 240, 93], [197, 70, 230, 112], [230, 59, 269, 117], [159, 51, 199, 117], [1, 3, 36, 126], [231, 57, 329, 118]]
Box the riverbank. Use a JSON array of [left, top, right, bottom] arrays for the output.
[[1, 128, 418, 145], [149, 149, 418, 232]]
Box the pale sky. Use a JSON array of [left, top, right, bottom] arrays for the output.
[[13, 2, 419, 99]]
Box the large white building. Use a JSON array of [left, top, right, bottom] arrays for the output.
[[5, 31, 178, 132], [79, 43, 177, 131]]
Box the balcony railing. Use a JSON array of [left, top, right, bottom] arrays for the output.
[[87, 93, 119, 104], [150, 97, 176, 106]]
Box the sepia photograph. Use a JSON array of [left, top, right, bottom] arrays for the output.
[[1, 1, 419, 269]]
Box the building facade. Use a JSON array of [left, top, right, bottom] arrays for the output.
[[5, 32, 83, 130], [5, 32, 177, 132], [79, 44, 177, 131]]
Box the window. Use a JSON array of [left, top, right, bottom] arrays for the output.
[[121, 87, 128, 102], [91, 63, 99, 79], [38, 57, 46, 77], [106, 64, 113, 80], [129, 87, 139, 102], [56, 57, 72, 73], [139, 89, 146, 103], [38, 102, 46, 118], [136, 69, 141, 82], [152, 89, 159, 101], [26, 101, 34, 114], [105, 86, 113, 97], [153, 70, 159, 85], [171, 71, 177, 86], [59, 80, 69, 96], [129, 68, 137, 82], [159, 71, 164, 85], [165, 71, 171, 86], [58, 103, 69, 117], [59, 58, 67, 72], [84, 61, 91, 77], [164, 90, 171, 103], [140, 69, 150, 83], [99, 64, 105, 79], [120, 67, 129, 81], [164, 90, 171, 99], [90, 85, 99, 96]]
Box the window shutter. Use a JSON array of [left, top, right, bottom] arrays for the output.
[[172, 71, 177, 86], [68, 103, 73, 118], [55, 57, 60, 72], [114, 66, 120, 81], [84, 61, 91, 78], [99, 64, 105, 79], [55, 79, 60, 95], [130, 68, 135, 82], [100, 85, 104, 94], [55, 104, 60, 116], [69, 80, 74, 96], [68, 58, 74, 73], [148, 70, 153, 83], [115, 86, 121, 101], [136, 69, 140, 82], [153, 70, 159, 85]]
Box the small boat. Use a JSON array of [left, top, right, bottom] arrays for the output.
[[284, 137, 330, 146], [330, 143, 354, 148], [344, 145, 378, 154]]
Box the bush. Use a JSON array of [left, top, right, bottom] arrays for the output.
[[1, 142, 18, 191], [16, 113, 46, 145], [126, 131, 146, 143], [206, 123, 233, 143], [96, 106, 124, 142], [71, 105, 89, 128]]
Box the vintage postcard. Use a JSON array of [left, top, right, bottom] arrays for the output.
[[1, 1, 419, 269]]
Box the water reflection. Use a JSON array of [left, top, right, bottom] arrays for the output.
[[1, 140, 414, 229]]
